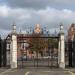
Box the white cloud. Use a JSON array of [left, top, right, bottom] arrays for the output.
[[0, 5, 75, 37], [0, 5, 9, 17]]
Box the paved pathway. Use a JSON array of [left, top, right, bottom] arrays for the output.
[[0, 67, 75, 75]]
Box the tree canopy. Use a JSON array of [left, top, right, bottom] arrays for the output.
[[28, 34, 58, 52]]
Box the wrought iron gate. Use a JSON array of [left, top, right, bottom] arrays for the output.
[[68, 39, 75, 67], [17, 35, 59, 68], [2, 39, 7, 67], [0, 38, 7, 67]]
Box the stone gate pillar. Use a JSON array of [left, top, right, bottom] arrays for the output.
[[10, 24, 17, 68], [58, 24, 65, 69], [58, 38, 60, 65]]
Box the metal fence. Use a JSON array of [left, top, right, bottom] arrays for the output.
[[1, 35, 75, 68]]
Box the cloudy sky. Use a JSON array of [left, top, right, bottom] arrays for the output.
[[0, 0, 75, 37]]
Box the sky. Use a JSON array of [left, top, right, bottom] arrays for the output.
[[0, 0, 75, 37]]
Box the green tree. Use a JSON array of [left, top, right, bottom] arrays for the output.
[[28, 33, 48, 66], [29, 34, 48, 53], [48, 38, 58, 49], [28, 33, 59, 66]]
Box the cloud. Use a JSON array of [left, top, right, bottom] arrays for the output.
[[0, 5, 9, 17], [0, 5, 32, 30], [0, 5, 75, 37], [2, 0, 75, 10]]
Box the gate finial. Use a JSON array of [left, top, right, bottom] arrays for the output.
[[60, 23, 64, 34]]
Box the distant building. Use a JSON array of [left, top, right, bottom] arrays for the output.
[[68, 23, 75, 41]]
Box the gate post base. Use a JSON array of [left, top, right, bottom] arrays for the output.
[[59, 62, 65, 69], [10, 62, 17, 69]]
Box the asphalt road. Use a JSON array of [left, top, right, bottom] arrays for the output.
[[0, 67, 75, 75]]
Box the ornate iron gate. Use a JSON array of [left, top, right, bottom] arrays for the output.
[[17, 35, 59, 68], [0, 38, 7, 67], [2, 39, 7, 67], [68, 38, 75, 67]]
